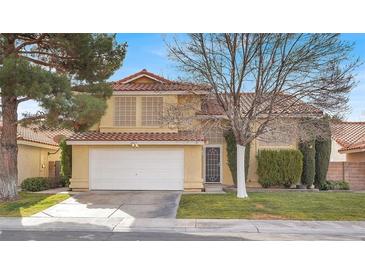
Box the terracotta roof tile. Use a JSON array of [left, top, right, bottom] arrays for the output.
[[331, 122, 365, 152], [68, 131, 204, 142], [16, 127, 58, 146], [0, 124, 73, 147], [340, 141, 365, 152], [112, 82, 210, 93]]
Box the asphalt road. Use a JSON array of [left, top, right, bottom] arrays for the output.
[[1, 230, 364, 241], [0, 230, 247, 241]]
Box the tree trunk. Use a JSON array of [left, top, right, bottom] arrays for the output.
[[0, 95, 19, 200], [237, 144, 248, 198]]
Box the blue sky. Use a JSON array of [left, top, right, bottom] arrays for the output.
[[19, 33, 365, 121], [340, 33, 365, 120]]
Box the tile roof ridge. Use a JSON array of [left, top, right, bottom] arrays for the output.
[[116, 69, 174, 84]]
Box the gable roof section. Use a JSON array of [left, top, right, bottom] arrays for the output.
[[117, 69, 174, 84], [112, 69, 210, 94], [331, 122, 365, 152], [197, 93, 323, 116]]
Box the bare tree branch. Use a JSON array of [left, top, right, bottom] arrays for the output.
[[166, 33, 360, 146]]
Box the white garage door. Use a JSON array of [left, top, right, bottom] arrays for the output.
[[89, 148, 184, 190]]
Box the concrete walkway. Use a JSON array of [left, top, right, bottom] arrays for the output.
[[0, 217, 364, 238]]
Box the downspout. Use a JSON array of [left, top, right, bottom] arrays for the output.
[[48, 147, 61, 156]]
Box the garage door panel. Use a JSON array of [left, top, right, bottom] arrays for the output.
[[89, 148, 184, 190]]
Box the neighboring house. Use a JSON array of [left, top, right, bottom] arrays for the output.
[[330, 122, 365, 161], [0, 124, 72, 185], [67, 69, 322, 192], [328, 122, 365, 190]]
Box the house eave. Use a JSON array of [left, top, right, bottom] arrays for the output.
[[66, 140, 205, 146], [339, 148, 365, 154], [17, 140, 59, 150]]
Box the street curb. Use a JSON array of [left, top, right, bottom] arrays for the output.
[[0, 217, 365, 236]]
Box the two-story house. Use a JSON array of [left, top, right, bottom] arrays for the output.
[[67, 69, 322, 192]]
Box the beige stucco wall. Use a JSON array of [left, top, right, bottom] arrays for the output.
[[330, 139, 346, 162], [222, 143, 234, 185], [17, 142, 60, 186], [346, 151, 365, 162], [69, 144, 204, 191], [48, 149, 61, 162], [69, 145, 89, 190], [329, 139, 365, 163]]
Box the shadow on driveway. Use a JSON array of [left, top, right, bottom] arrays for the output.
[[34, 191, 182, 219]]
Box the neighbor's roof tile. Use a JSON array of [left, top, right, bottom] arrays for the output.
[[0, 124, 73, 147], [331, 122, 365, 152], [197, 94, 323, 116]]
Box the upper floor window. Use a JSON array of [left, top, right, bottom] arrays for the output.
[[205, 126, 225, 144], [141, 96, 163, 126], [257, 129, 295, 146], [114, 96, 136, 127]]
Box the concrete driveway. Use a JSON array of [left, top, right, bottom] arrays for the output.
[[34, 191, 182, 218]]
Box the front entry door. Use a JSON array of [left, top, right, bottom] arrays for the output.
[[205, 147, 221, 182]]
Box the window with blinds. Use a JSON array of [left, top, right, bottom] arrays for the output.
[[114, 97, 136, 127], [205, 126, 225, 144], [141, 96, 163, 126]]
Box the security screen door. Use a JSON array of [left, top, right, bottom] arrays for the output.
[[205, 147, 221, 182]]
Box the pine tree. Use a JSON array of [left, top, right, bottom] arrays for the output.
[[0, 34, 126, 200]]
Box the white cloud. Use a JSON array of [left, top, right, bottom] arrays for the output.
[[17, 100, 41, 118]]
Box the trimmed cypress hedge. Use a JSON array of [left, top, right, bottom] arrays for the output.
[[257, 149, 303, 188], [60, 139, 72, 185], [314, 118, 331, 188], [224, 130, 250, 186], [299, 140, 316, 187], [314, 138, 331, 188]]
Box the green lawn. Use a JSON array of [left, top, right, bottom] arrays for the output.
[[177, 192, 365, 221], [0, 192, 70, 217]]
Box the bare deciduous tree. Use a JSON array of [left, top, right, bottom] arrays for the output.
[[167, 33, 359, 198]]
